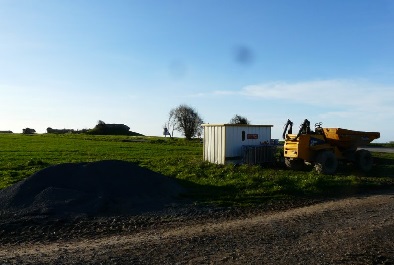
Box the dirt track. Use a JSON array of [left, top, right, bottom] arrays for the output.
[[361, 147, 394, 154], [1, 189, 393, 264]]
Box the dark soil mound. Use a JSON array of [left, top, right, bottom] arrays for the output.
[[0, 160, 186, 219]]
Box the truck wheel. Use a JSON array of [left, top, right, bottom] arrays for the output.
[[285, 158, 304, 170], [315, 151, 338, 175], [356, 149, 373, 172]]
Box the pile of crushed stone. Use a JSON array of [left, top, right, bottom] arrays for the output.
[[0, 160, 186, 219]]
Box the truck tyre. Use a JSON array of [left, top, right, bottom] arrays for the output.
[[285, 158, 304, 170], [315, 150, 338, 175], [355, 149, 373, 172]]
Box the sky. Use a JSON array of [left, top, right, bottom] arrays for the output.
[[1, 0, 393, 142]]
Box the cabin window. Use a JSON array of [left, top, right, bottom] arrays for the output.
[[242, 131, 245, 141]]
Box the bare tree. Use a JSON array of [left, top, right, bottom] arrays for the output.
[[168, 104, 204, 140], [229, 114, 250, 125]]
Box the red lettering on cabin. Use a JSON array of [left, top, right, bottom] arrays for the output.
[[247, 134, 258, 139]]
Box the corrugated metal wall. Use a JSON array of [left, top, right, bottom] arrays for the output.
[[203, 125, 226, 164]]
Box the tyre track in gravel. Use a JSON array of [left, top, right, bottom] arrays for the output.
[[1, 189, 394, 264]]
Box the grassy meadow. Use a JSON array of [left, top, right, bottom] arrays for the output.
[[0, 133, 393, 206]]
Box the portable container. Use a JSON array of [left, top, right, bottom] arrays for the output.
[[202, 124, 273, 164]]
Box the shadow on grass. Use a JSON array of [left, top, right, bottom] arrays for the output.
[[372, 155, 394, 178], [176, 176, 394, 207], [175, 176, 337, 207], [174, 154, 394, 207], [176, 178, 241, 206]]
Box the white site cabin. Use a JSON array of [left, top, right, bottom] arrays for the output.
[[202, 124, 273, 164]]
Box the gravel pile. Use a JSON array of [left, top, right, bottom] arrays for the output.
[[0, 160, 186, 220]]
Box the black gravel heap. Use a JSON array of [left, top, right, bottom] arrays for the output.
[[0, 160, 186, 219]]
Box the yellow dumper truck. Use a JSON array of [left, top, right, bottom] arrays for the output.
[[282, 119, 380, 174]]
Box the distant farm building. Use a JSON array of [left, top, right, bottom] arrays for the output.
[[46, 127, 75, 134], [22, 128, 36, 134], [104, 124, 130, 131], [88, 121, 143, 136]]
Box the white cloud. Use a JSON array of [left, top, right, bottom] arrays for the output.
[[240, 79, 392, 107], [213, 90, 238, 96], [204, 79, 394, 120]]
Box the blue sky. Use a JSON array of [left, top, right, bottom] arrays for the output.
[[1, 0, 393, 142]]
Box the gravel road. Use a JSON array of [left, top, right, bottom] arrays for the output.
[[361, 147, 394, 154], [1, 189, 393, 265]]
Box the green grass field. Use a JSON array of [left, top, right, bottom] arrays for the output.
[[1, 134, 393, 206]]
